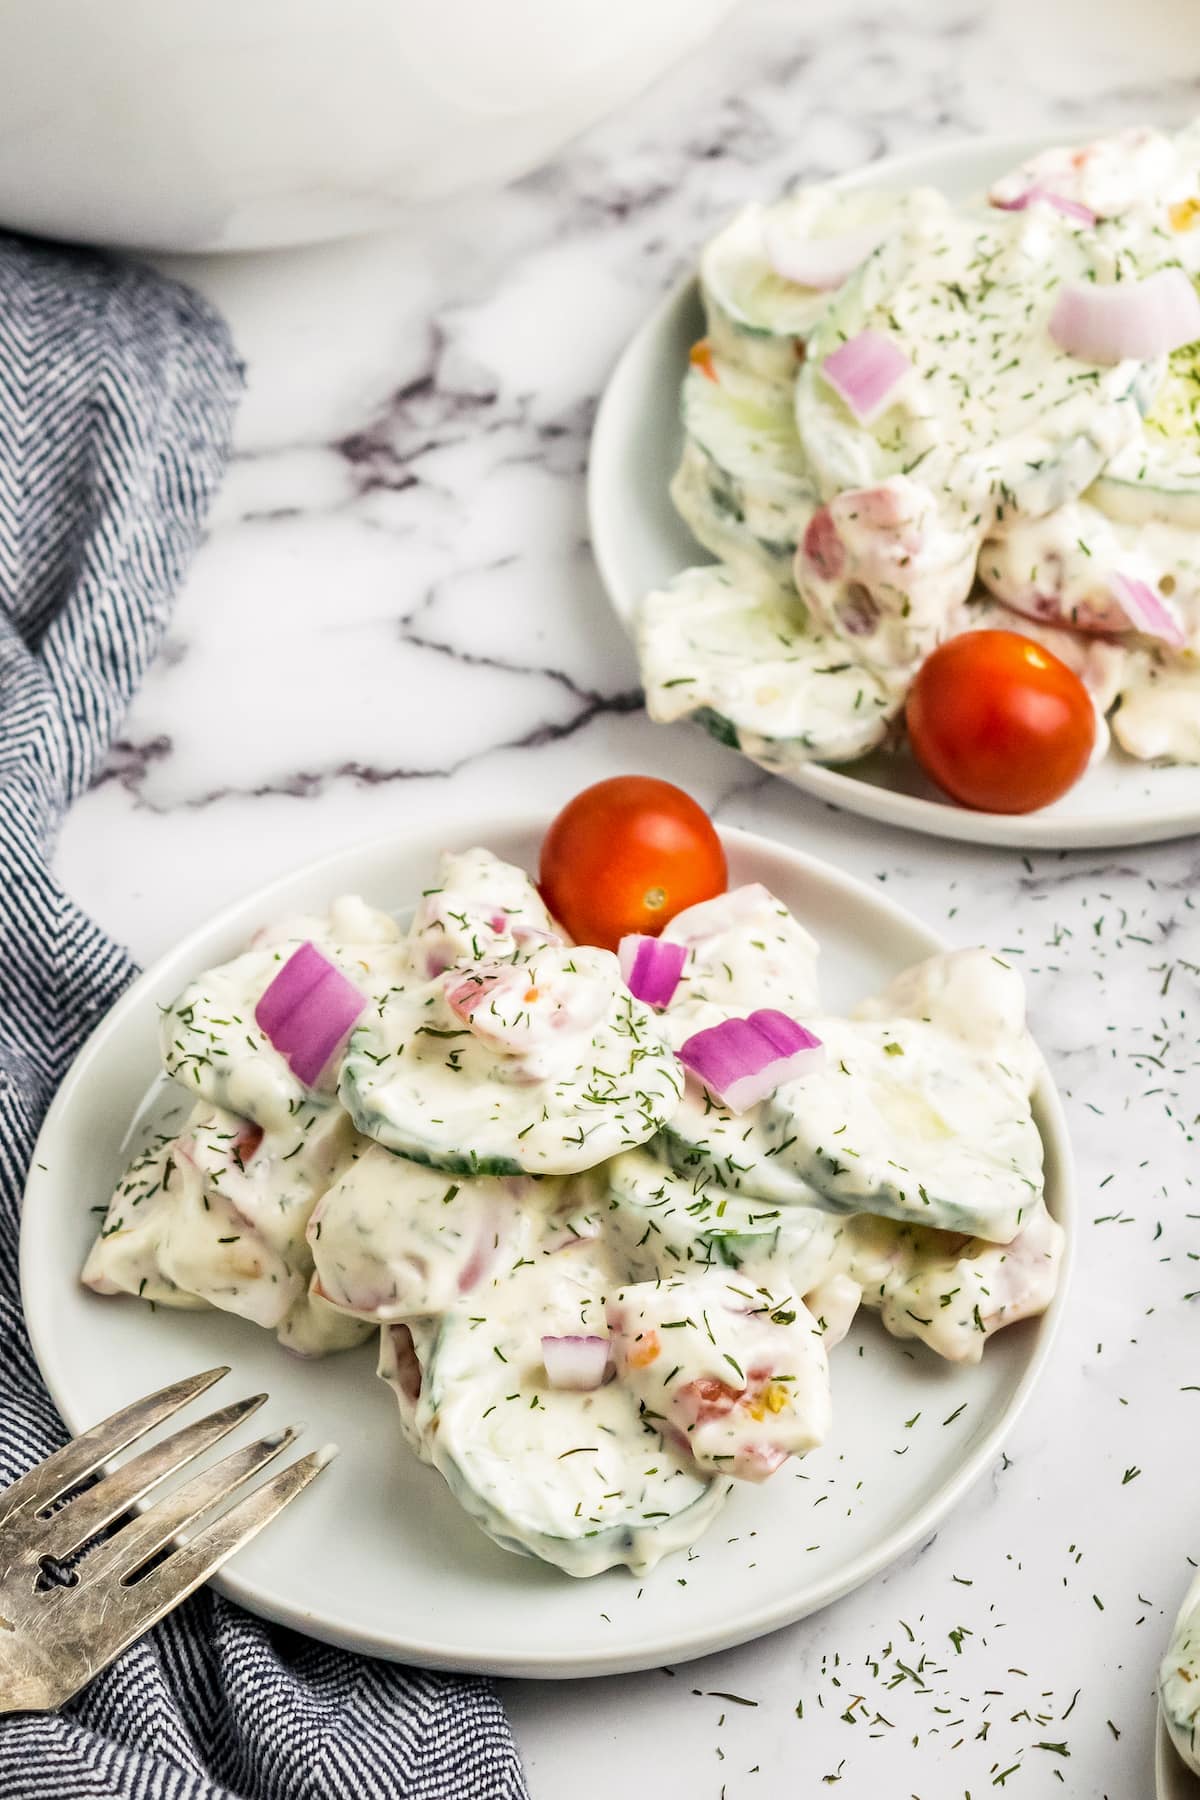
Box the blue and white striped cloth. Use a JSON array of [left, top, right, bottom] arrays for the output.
[[0, 236, 528, 1799]]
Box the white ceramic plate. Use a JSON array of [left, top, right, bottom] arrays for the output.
[[1158, 1708, 1199, 1800], [588, 131, 1200, 849], [22, 819, 1074, 1677]]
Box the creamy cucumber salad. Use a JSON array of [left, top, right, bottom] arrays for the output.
[[640, 120, 1200, 796], [1162, 1570, 1200, 1777], [86, 846, 1063, 1577]]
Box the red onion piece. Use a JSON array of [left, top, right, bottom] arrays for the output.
[[232, 1122, 263, 1167], [388, 1324, 423, 1402], [991, 186, 1096, 226], [254, 941, 366, 1087], [617, 934, 686, 1009], [762, 217, 884, 290], [820, 329, 911, 423], [541, 1334, 611, 1390], [678, 1009, 825, 1114], [1049, 269, 1200, 365], [1110, 571, 1186, 648]]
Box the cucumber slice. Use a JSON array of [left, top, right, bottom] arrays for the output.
[[1161, 1570, 1200, 1776], [340, 944, 683, 1176], [755, 1016, 1043, 1243], [853, 947, 1041, 1095], [658, 1079, 825, 1207], [420, 1262, 729, 1576], [797, 205, 1150, 525], [84, 1101, 371, 1352], [700, 185, 949, 388], [845, 1200, 1064, 1366], [605, 1155, 1064, 1366], [661, 1012, 1042, 1241], [603, 1147, 840, 1281], [678, 357, 815, 552], [638, 565, 898, 767], [81, 1123, 213, 1311], [277, 1285, 374, 1357], [669, 442, 797, 592], [160, 936, 408, 1130], [309, 1141, 557, 1321]]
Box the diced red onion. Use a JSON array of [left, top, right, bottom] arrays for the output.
[[1110, 571, 1186, 648], [678, 1009, 825, 1114], [541, 1334, 611, 1390], [762, 217, 884, 290], [388, 1324, 423, 1402], [618, 934, 686, 1009], [991, 186, 1096, 226], [232, 1122, 263, 1167], [254, 941, 366, 1087], [820, 330, 911, 423], [1049, 269, 1200, 365]]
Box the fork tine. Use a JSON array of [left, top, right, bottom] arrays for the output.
[[0, 1367, 230, 1527], [79, 1425, 301, 1586], [43, 1393, 268, 1560], [82, 1448, 333, 1669]]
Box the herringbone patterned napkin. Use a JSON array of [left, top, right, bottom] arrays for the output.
[[0, 235, 528, 1799]]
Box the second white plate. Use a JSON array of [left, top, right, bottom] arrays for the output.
[[588, 130, 1200, 849], [22, 819, 1074, 1676]]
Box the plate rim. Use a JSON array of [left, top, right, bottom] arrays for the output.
[[586, 127, 1200, 851], [21, 815, 1077, 1675]]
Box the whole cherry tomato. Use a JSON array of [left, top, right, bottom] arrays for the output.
[[906, 630, 1095, 814], [539, 776, 727, 950]]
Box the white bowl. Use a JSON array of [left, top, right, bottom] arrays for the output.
[[0, 0, 738, 251]]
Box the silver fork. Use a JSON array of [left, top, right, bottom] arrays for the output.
[[0, 1367, 334, 1712]]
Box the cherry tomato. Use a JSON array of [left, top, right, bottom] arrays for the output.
[[906, 630, 1095, 814], [539, 776, 727, 950]]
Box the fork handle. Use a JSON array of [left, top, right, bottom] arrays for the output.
[[0, 1628, 72, 1713]]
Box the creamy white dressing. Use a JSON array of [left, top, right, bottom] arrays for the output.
[[663, 882, 822, 1017], [416, 1250, 730, 1576], [669, 443, 797, 594], [700, 185, 949, 388], [607, 1270, 831, 1481], [639, 565, 898, 767], [603, 1150, 1062, 1369], [88, 862, 1061, 1576], [160, 932, 410, 1129], [84, 1099, 373, 1354], [851, 946, 1042, 1096], [792, 203, 1151, 673], [309, 1143, 557, 1321], [1161, 1569, 1200, 1775], [1112, 648, 1200, 761], [980, 496, 1200, 643], [408, 847, 561, 977], [679, 356, 815, 549], [339, 942, 683, 1176], [646, 118, 1200, 780]]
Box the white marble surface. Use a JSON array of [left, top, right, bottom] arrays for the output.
[[50, 0, 1200, 1792]]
